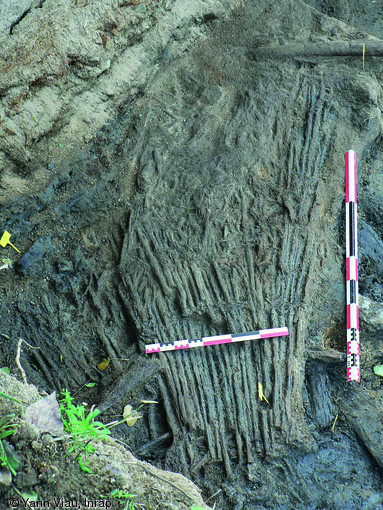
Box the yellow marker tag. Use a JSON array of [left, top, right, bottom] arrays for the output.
[[363, 44, 365, 70], [97, 357, 110, 371], [258, 382, 269, 404], [140, 400, 158, 404], [0, 231, 20, 253]]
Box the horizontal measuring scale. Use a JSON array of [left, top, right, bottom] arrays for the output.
[[145, 327, 289, 354]]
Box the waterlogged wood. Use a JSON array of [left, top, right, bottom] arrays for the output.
[[251, 40, 383, 59], [340, 387, 383, 469], [119, 71, 343, 473], [97, 358, 162, 414]]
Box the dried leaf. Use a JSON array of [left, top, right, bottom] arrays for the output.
[[258, 382, 269, 404], [97, 357, 110, 371], [101, 35, 109, 49], [123, 405, 142, 427], [331, 413, 339, 433]]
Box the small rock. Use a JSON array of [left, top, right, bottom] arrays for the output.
[[24, 392, 63, 437], [359, 295, 383, 331], [0, 467, 12, 486]]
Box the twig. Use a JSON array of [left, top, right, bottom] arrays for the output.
[[12, 485, 33, 508], [331, 413, 339, 433], [205, 489, 222, 504], [72, 379, 94, 397], [15, 338, 40, 384]]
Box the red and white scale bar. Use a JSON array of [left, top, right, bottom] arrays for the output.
[[345, 150, 360, 382], [145, 327, 289, 354]]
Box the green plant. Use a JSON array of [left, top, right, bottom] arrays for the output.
[[0, 415, 18, 475], [191, 505, 216, 510], [0, 391, 23, 477], [59, 391, 156, 473], [0, 250, 14, 270], [59, 389, 111, 472], [111, 489, 136, 510]]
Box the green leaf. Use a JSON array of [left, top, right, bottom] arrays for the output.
[[78, 456, 93, 473], [21, 491, 38, 501], [0, 367, 10, 374], [111, 489, 135, 500], [0, 392, 21, 405], [0, 429, 15, 440], [119, 312, 127, 324], [85, 383, 96, 388], [373, 365, 383, 377], [2, 441, 19, 475]]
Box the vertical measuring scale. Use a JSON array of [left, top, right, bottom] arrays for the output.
[[345, 150, 360, 382]]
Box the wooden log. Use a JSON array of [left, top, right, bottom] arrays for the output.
[[250, 41, 383, 59]]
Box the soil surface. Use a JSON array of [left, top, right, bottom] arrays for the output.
[[1, 0, 383, 509]]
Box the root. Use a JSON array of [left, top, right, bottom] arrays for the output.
[[15, 338, 40, 384]]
